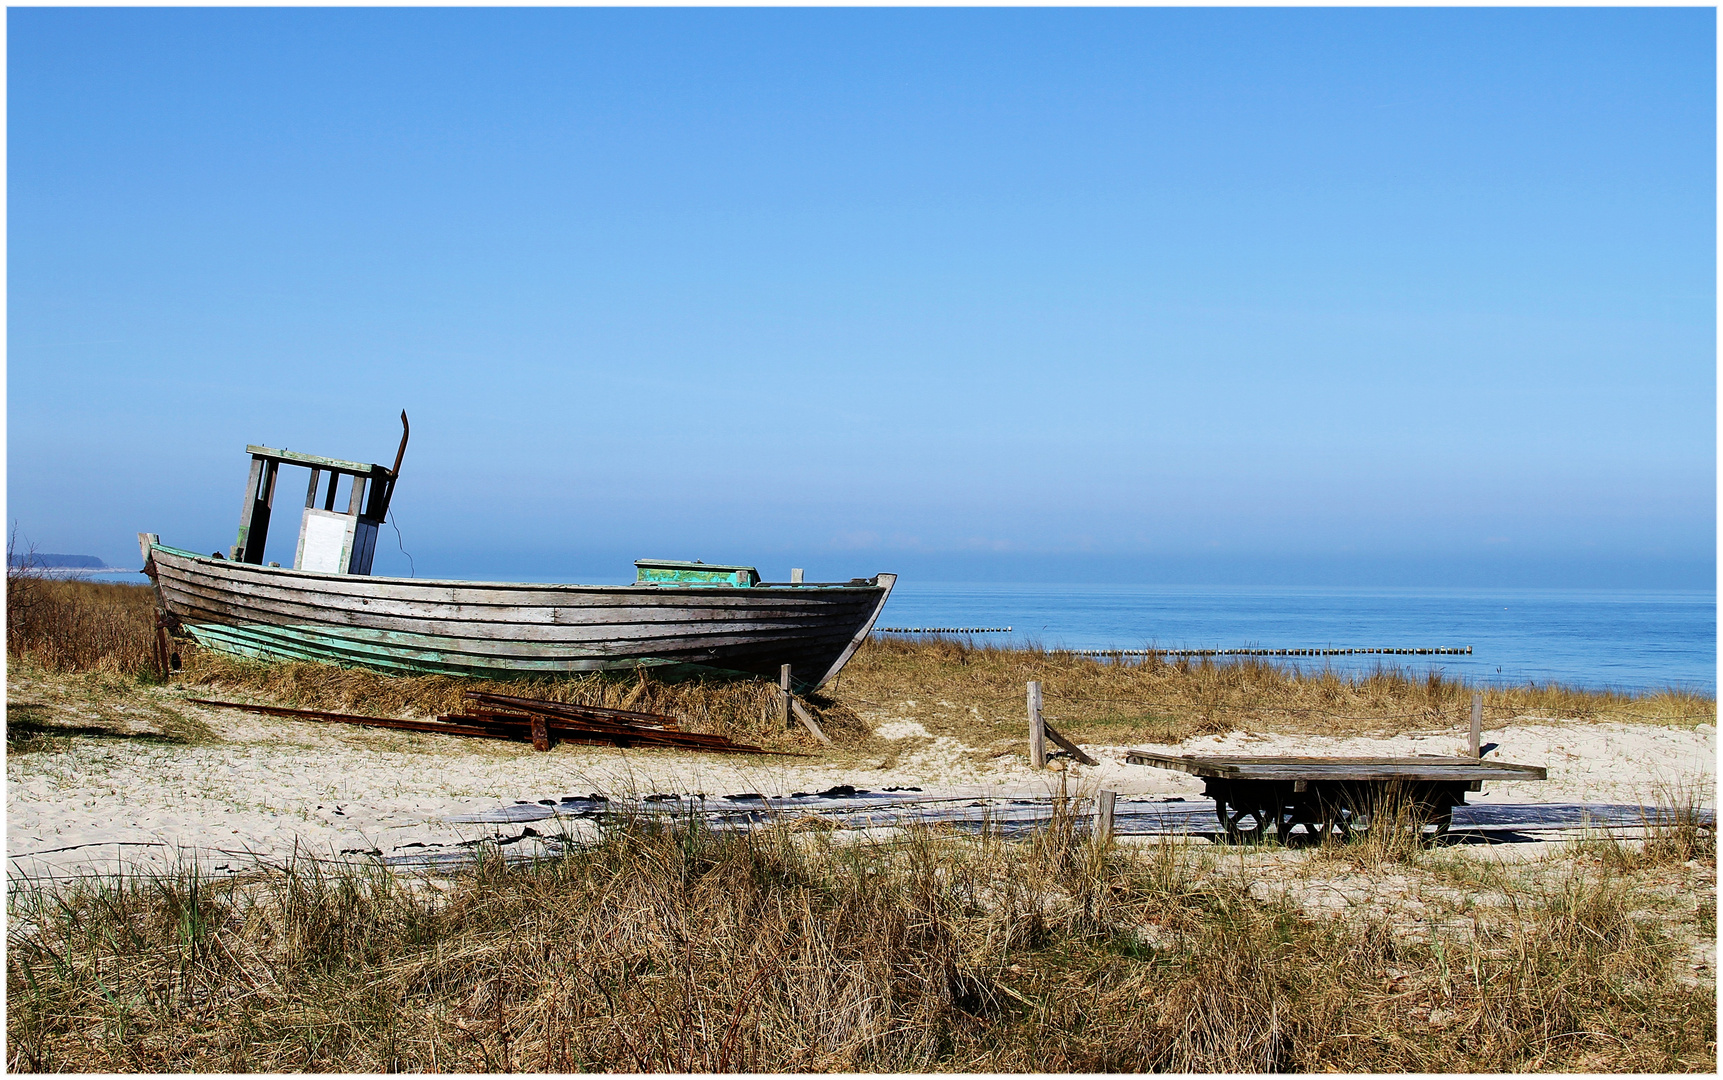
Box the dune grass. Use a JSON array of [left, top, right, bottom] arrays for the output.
[[7, 809, 1714, 1073], [5, 575, 159, 679], [837, 636, 1714, 747]]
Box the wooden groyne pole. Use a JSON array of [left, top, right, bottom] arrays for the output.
[[1027, 681, 1046, 769]]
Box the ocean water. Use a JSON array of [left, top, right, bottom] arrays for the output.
[[874, 583, 1717, 695]]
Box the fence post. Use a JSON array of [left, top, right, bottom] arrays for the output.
[[1094, 789, 1116, 844], [790, 568, 804, 584], [1028, 680, 1045, 769], [1470, 693, 1483, 758], [780, 664, 792, 727]]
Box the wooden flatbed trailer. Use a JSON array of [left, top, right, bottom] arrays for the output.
[[1124, 751, 1548, 843]]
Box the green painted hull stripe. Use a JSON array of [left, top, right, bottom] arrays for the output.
[[183, 621, 762, 679]]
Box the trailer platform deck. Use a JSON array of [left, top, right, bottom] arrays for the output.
[[1124, 751, 1548, 843]]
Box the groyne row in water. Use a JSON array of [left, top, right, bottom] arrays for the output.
[[1068, 646, 1472, 657], [870, 632, 1474, 657]]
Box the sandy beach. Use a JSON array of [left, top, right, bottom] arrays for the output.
[[8, 671, 1714, 882]]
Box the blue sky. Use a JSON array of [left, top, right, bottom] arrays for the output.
[[8, 8, 1715, 587]]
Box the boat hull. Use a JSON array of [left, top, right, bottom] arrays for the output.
[[144, 544, 894, 689]]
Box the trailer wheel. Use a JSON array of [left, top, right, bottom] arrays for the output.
[[1330, 787, 1456, 846], [1214, 797, 1276, 843], [1420, 792, 1456, 844]]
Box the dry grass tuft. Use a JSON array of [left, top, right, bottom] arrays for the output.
[[7, 816, 1713, 1072], [1575, 784, 1718, 873]]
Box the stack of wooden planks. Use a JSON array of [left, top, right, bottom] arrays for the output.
[[188, 691, 800, 756], [444, 690, 785, 754]]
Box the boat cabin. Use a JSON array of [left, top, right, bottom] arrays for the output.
[[230, 418, 407, 575]]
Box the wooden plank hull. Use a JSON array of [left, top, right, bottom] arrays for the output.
[[145, 544, 894, 688]]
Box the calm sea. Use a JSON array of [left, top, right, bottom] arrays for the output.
[[874, 583, 1717, 695]]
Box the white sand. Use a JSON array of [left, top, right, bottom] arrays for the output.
[[7, 690, 1714, 882]]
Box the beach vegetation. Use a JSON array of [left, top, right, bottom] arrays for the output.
[[7, 810, 1714, 1072]]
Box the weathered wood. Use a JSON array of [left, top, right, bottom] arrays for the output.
[[1125, 750, 1546, 782], [1028, 681, 1046, 769], [1094, 789, 1116, 842], [161, 568, 882, 630], [444, 712, 787, 754], [154, 546, 884, 617], [790, 697, 832, 747], [190, 698, 518, 738], [1127, 751, 1486, 770], [164, 587, 877, 636], [457, 707, 705, 742], [465, 690, 683, 730], [144, 543, 895, 686], [153, 614, 172, 678], [245, 444, 379, 475], [233, 457, 267, 562], [159, 547, 881, 606], [791, 568, 804, 583], [1041, 720, 1099, 766], [172, 609, 861, 674], [1470, 694, 1483, 758], [780, 664, 793, 726], [450, 711, 734, 748], [530, 714, 550, 751]]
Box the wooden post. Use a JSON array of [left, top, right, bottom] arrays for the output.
[[1470, 694, 1483, 758], [1028, 681, 1045, 769], [1094, 789, 1117, 844], [152, 613, 171, 679], [790, 568, 804, 584], [530, 714, 550, 752], [790, 697, 833, 747], [780, 664, 792, 726], [233, 457, 266, 561]]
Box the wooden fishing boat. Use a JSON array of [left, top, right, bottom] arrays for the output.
[[140, 419, 894, 689]]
